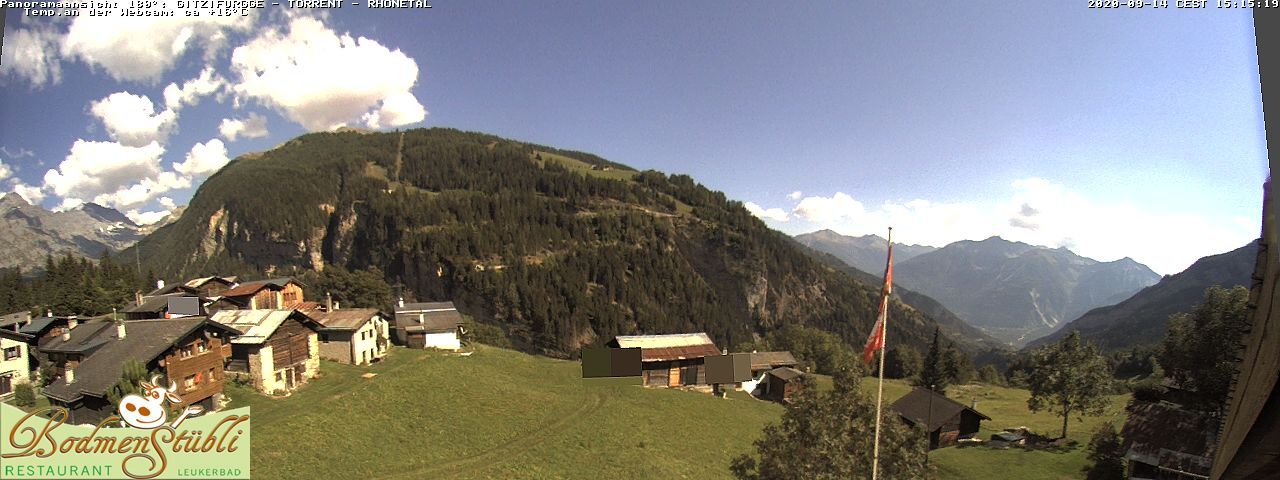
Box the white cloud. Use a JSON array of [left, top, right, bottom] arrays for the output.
[[218, 113, 269, 141], [793, 192, 865, 223], [744, 201, 789, 222], [41, 139, 191, 210], [0, 147, 35, 159], [788, 191, 802, 200], [90, 92, 177, 147], [163, 66, 226, 110], [756, 179, 1258, 275], [0, 25, 63, 87], [62, 13, 253, 83], [125, 209, 172, 225], [174, 139, 230, 177], [158, 196, 176, 209], [10, 182, 46, 204], [0, 161, 11, 181], [229, 16, 427, 131]]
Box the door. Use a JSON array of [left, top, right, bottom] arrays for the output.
[[668, 366, 681, 387], [285, 368, 295, 389]]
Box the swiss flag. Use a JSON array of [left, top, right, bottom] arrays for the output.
[[862, 243, 893, 365]]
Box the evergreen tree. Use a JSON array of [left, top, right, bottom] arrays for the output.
[[916, 328, 950, 394], [884, 346, 923, 380], [1085, 422, 1126, 480]]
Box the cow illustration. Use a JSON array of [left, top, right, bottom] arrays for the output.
[[118, 375, 204, 429]]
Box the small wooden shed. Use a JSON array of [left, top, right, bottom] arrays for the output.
[[891, 388, 991, 449], [764, 366, 805, 403]]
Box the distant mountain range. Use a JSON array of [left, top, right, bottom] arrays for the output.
[[0, 192, 144, 272], [1026, 239, 1258, 352], [797, 231, 1162, 347], [794, 229, 937, 274]]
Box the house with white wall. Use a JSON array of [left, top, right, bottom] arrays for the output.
[[392, 300, 464, 350]]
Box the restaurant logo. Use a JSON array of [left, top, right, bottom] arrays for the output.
[[0, 379, 251, 479]]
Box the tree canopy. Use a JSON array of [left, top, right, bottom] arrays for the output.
[[1026, 330, 1112, 438], [1157, 285, 1250, 413]]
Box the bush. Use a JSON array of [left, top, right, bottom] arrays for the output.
[[13, 382, 36, 407], [463, 318, 512, 349]]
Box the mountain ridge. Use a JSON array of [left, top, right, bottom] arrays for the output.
[[0, 192, 143, 272]]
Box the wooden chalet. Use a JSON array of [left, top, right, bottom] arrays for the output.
[[607, 333, 720, 388], [221, 277, 306, 310], [891, 387, 991, 449], [148, 276, 238, 298], [211, 309, 320, 394], [0, 312, 32, 399], [1122, 401, 1217, 480], [393, 300, 464, 350], [763, 366, 805, 403], [302, 300, 391, 365], [39, 318, 240, 425]]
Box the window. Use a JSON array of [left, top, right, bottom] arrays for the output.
[[275, 371, 283, 381], [3, 346, 20, 360], [184, 374, 196, 388], [196, 341, 207, 354]]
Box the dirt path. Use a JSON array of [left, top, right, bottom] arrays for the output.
[[381, 389, 607, 479]]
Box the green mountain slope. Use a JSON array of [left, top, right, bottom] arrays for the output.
[[128, 127, 966, 356], [1024, 239, 1258, 351]]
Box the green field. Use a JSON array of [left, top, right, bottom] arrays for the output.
[[224, 346, 783, 479]]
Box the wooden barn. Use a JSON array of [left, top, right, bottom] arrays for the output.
[[302, 301, 391, 365], [211, 309, 320, 394], [891, 388, 991, 449], [607, 333, 720, 388], [38, 318, 239, 425], [221, 278, 306, 310], [763, 366, 805, 403], [1122, 401, 1217, 480]]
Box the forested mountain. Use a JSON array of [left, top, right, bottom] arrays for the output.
[[1025, 239, 1258, 352], [891, 237, 1161, 346], [124, 128, 971, 357], [0, 192, 143, 273], [794, 229, 936, 274]]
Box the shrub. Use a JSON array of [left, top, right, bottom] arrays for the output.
[[13, 382, 36, 407]]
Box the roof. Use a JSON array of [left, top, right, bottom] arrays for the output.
[[40, 318, 241, 402], [123, 293, 193, 314], [223, 277, 302, 297], [0, 311, 30, 330], [609, 333, 720, 362], [18, 316, 62, 336], [749, 351, 799, 370], [767, 366, 805, 381], [395, 301, 457, 312], [210, 309, 313, 344], [40, 321, 116, 353], [1123, 401, 1217, 475], [891, 388, 992, 431], [306, 308, 384, 331]]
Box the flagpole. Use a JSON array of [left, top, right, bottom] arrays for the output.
[[872, 227, 891, 480]]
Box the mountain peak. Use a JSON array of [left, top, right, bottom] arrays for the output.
[[79, 203, 137, 227], [1, 192, 29, 208]]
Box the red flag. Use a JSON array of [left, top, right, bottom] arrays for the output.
[[863, 242, 893, 364]]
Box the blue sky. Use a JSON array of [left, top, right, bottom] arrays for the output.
[[0, 1, 1267, 274]]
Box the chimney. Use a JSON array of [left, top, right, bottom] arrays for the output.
[[67, 316, 77, 330], [117, 322, 126, 339], [971, 399, 978, 410], [326, 292, 334, 312], [398, 297, 405, 308], [135, 291, 143, 306], [65, 368, 74, 385], [45, 310, 52, 317], [156, 279, 165, 290], [335, 301, 340, 310], [61, 330, 70, 342]]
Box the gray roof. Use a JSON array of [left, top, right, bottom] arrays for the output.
[[305, 308, 385, 331], [395, 302, 462, 332], [0, 311, 30, 329], [891, 388, 991, 431], [18, 316, 58, 335], [749, 351, 799, 370], [41, 318, 241, 402], [767, 366, 805, 381], [41, 321, 115, 353], [123, 293, 192, 314]]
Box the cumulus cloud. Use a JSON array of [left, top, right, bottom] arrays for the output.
[[218, 113, 269, 141], [163, 67, 226, 110], [788, 191, 802, 200], [41, 140, 190, 210], [744, 201, 789, 222], [125, 209, 172, 225], [0, 25, 63, 87], [174, 139, 230, 177], [90, 92, 178, 147], [10, 182, 46, 204], [793, 192, 865, 223], [62, 14, 254, 83], [158, 196, 176, 209], [752, 178, 1260, 274], [229, 16, 427, 131]]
